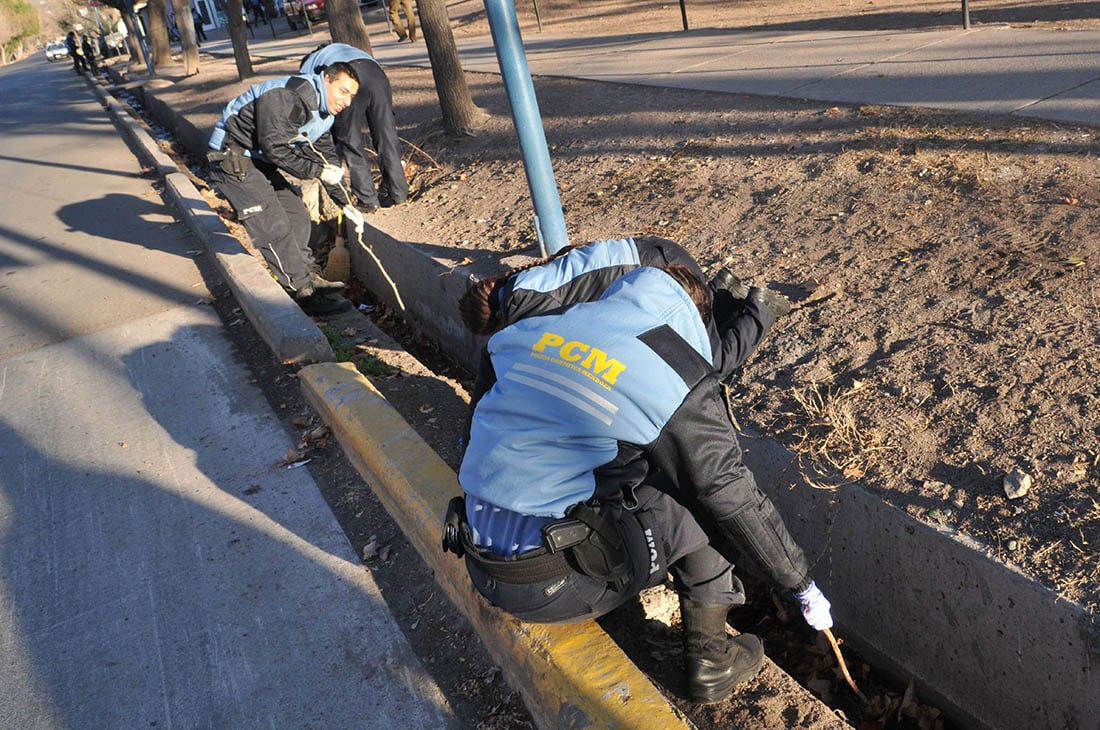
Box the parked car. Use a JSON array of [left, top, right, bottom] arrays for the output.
[[45, 41, 69, 63], [284, 0, 325, 29]]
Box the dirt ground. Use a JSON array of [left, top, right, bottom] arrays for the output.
[[134, 0, 1100, 727], [375, 0, 1100, 616]]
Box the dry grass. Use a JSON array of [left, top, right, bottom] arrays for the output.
[[780, 380, 893, 487]]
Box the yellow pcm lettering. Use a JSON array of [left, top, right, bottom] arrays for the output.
[[530, 331, 627, 386], [532, 332, 565, 352]]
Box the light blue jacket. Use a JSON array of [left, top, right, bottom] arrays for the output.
[[460, 267, 711, 554]]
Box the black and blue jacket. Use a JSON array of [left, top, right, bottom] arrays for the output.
[[209, 74, 342, 195], [460, 266, 811, 590], [496, 236, 776, 381]]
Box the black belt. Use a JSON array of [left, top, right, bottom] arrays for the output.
[[463, 542, 574, 584], [442, 497, 628, 586]]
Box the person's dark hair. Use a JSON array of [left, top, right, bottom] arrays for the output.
[[459, 277, 502, 336], [323, 61, 359, 86], [663, 264, 712, 323]]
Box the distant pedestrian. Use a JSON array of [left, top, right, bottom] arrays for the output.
[[192, 6, 208, 42], [65, 31, 86, 74], [81, 34, 98, 73], [388, 0, 416, 42]]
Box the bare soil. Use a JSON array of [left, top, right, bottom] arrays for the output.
[[134, 0, 1100, 727]]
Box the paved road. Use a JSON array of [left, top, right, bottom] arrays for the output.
[[0, 57, 455, 728], [203, 19, 1100, 127]]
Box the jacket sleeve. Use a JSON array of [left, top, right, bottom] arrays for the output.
[[314, 131, 351, 207], [648, 370, 812, 590], [711, 295, 777, 379], [252, 88, 326, 180]]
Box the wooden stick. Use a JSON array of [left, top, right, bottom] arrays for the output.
[[824, 628, 868, 703]]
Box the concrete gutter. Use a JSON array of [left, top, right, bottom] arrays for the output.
[[106, 64, 1100, 729], [89, 75, 334, 365]]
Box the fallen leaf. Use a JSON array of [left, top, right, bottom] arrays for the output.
[[1062, 196, 1079, 205], [303, 425, 330, 443], [362, 536, 378, 561], [278, 447, 304, 466]]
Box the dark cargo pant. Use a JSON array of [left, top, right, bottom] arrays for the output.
[[336, 58, 409, 209], [210, 156, 315, 293], [465, 484, 743, 624]]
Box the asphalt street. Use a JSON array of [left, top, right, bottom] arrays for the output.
[[0, 58, 456, 728]]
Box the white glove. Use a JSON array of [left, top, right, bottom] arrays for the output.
[[342, 204, 365, 233], [320, 164, 344, 186], [794, 581, 833, 631]]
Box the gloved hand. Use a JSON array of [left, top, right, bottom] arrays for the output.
[[747, 286, 792, 318], [794, 581, 833, 631], [342, 204, 365, 233], [709, 268, 750, 300], [320, 164, 344, 186]]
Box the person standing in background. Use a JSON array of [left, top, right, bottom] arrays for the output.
[[387, 0, 416, 42]]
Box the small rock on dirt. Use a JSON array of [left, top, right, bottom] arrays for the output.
[[1003, 469, 1032, 500]]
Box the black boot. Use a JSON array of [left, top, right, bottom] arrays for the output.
[[680, 598, 764, 704]]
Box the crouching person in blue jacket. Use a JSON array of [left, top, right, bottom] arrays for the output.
[[445, 263, 833, 704], [207, 62, 363, 316]]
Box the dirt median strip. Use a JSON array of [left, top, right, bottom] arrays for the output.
[[298, 361, 695, 729]]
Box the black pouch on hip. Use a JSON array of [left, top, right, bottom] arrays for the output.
[[566, 503, 630, 588]]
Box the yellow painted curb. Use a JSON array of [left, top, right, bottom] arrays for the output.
[[299, 362, 691, 730]]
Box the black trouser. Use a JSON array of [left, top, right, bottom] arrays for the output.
[[466, 485, 743, 624], [210, 156, 314, 293], [334, 59, 409, 209]]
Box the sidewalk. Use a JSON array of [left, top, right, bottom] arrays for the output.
[[201, 20, 1100, 126], [0, 61, 456, 728]]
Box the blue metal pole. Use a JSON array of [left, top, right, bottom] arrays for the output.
[[482, 0, 569, 256]]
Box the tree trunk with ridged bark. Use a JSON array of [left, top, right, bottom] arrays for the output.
[[416, 0, 486, 135]]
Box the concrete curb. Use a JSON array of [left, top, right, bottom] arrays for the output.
[[89, 74, 335, 365], [298, 362, 693, 730]]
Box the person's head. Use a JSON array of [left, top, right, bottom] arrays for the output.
[[322, 62, 359, 115], [459, 276, 502, 336], [662, 264, 712, 323]]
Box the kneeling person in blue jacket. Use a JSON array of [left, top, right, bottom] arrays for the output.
[[448, 263, 833, 704], [208, 62, 363, 316]]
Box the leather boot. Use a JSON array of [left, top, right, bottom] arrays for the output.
[[680, 598, 764, 703]]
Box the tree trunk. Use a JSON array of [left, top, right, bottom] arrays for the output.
[[416, 0, 485, 135], [146, 0, 172, 67], [326, 0, 372, 53], [226, 0, 254, 80], [120, 12, 144, 64], [170, 0, 200, 75]]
